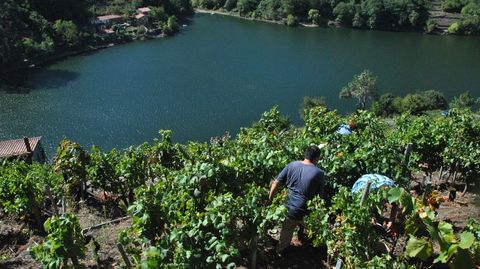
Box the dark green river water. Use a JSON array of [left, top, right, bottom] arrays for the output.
[[1, 13, 479, 157]]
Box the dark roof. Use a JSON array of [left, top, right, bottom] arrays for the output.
[[0, 136, 42, 158]]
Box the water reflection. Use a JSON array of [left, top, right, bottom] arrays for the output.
[[0, 69, 80, 94]]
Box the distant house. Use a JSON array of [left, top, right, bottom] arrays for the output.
[[102, 28, 115, 35], [95, 14, 125, 26], [137, 7, 152, 14], [0, 136, 46, 164], [135, 13, 149, 25]]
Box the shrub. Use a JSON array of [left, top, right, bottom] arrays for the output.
[[425, 19, 438, 33], [450, 91, 475, 109], [441, 0, 469, 12], [31, 214, 86, 268], [285, 14, 297, 26], [371, 90, 447, 115], [371, 93, 398, 116], [299, 96, 327, 119], [422, 90, 448, 110], [308, 9, 321, 24], [448, 22, 460, 33]]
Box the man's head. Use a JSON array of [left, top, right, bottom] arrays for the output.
[[348, 119, 357, 130], [304, 145, 321, 163]]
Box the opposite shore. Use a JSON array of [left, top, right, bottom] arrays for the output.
[[0, 8, 469, 82], [194, 8, 446, 33]]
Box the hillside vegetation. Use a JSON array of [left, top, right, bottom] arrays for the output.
[[1, 103, 480, 268], [0, 0, 192, 74]]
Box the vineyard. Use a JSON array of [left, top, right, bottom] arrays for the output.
[[1, 106, 480, 268]]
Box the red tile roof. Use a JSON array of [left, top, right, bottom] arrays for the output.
[[0, 136, 42, 158], [137, 7, 151, 13], [135, 13, 147, 19], [97, 14, 123, 21]]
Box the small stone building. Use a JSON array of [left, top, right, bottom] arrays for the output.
[[95, 14, 125, 26], [135, 13, 149, 25]]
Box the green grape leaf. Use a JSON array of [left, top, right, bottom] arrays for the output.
[[405, 236, 433, 261], [458, 232, 475, 249]]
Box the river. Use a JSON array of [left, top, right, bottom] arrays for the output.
[[1, 13, 479, 157]]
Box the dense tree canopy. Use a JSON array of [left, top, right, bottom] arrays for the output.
[[194, 0, 430, 30]]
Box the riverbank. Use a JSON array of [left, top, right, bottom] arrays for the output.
[[196, 8, 322, 28], [194, 7, 453, 35], [195, 8, 286, 25]]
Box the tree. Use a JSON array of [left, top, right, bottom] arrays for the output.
[[237, 0, 259, 15], [53, 20, 80, 48], [425, 19, 437, 33], [164, 15, 179, 35], [422, 90, 447, 110], [299, 96, 327, 119], [150, 6, 168, 23], [371, 93, 398, 116], [285, 14, 297, 26], [450, 91, 475, 109], [339, 70, 379, 109], [224, 0, 238, 10], [333, 2, 355, 25], [308, 9, 321, 24]]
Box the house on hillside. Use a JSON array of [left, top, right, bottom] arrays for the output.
[[137, 7, 152, 14], [134, 7, 151, 25], [95, 14, 125, 26], [135, 13, 149, 25], [0, 136, 46, 164], [102, 28, 115, 35]]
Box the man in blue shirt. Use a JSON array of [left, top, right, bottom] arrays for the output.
[[268, 145, 326, 253]]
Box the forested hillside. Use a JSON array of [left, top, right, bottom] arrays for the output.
[[194, 0, 480, 33], [0, 0, 192, 74]]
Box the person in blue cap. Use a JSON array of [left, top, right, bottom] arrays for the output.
[[336, 119, 357, 135], [267, 145, 326, 254]]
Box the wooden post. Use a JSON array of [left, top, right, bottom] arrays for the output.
[[45, 186, 58, 215], [422, 182, 432, 205], [27, 184, 42, 228], [117, 243, 132, 268], [437, 166, 444, 186], [70, 256, 79, 266], [251, 235, 259, 269], [61, 198, 66, 214], [452, 162, 459, 184], [360, 181, 372, 206], [389, 203, 398, 225], [402, 143, 413, 177]]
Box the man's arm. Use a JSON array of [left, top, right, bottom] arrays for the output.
[[268, 163, 289, 204], [268, 180, 281, 204]]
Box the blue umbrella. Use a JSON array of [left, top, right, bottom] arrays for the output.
[[352, 174, 396, 194]]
